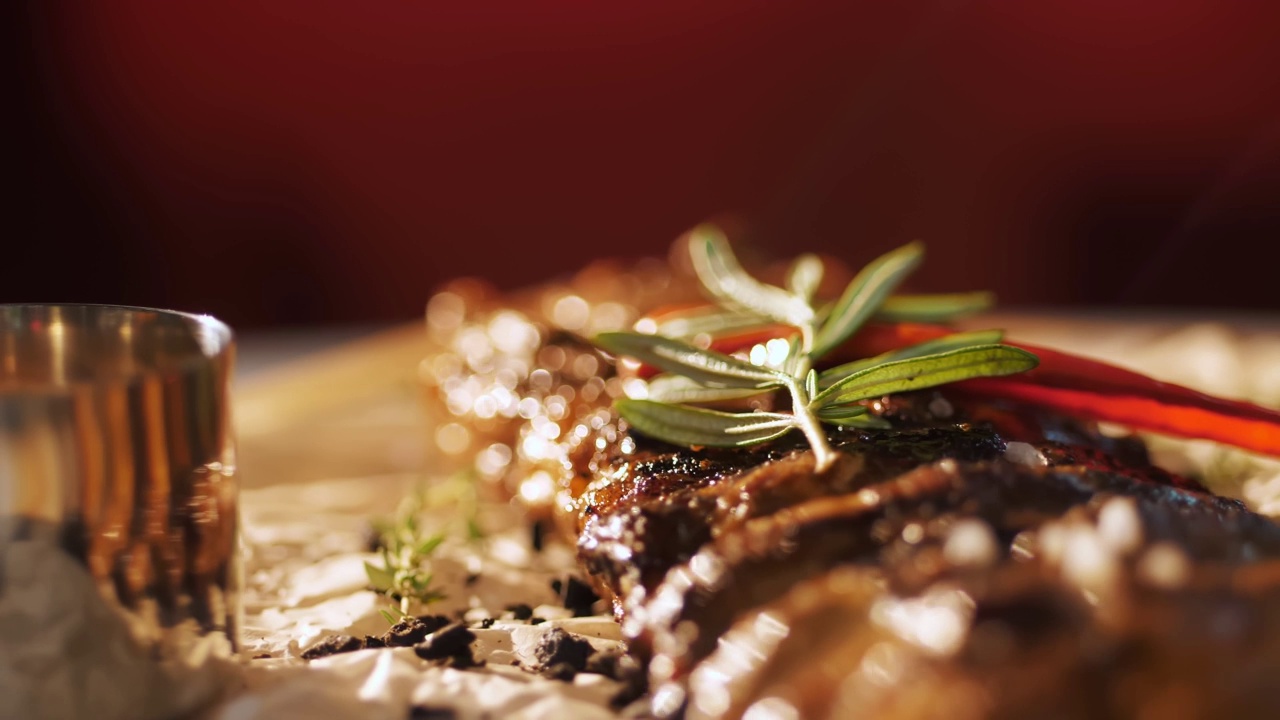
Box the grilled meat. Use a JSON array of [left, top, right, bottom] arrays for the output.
[[567, 388, 1280, 717]]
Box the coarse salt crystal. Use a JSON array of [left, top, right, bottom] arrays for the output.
[[1138, 543, 1191, 589], [1096, 497, 1144, 555], [943, 519, 999, 568], [1004, 442, 1048, 468]]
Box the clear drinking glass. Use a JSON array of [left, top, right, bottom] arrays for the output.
[[0, 304, 241, 720]]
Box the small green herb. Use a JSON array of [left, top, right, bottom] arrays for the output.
[[593, 225, 1038, 471], [364, 487, 448, 618]]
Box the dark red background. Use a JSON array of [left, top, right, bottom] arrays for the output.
[[12, 1, 1280, 328]]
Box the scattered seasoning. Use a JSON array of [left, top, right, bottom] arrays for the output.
[[530, 617, 546, 625], [385, 616, 443, 647], [478, 617, 495, 629], [252, 653, 273, 660], [414, 622, 479, 668], [302, 615, 456, 660], [530, 519, 546, 552], [409, 706, 458, 720], [583, 647, 624, 678], [416, 614, 453, 631], [586, 646, 648, 706], [533, 628, 593, 673], [464, 573, 480, 587], [301, 634, 364, 660], [505, 603, 534, 621], [551, 576, 601, 617]]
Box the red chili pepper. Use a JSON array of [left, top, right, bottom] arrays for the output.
[[950, 379, 1280, 457], [843, 322, 1280, 457]]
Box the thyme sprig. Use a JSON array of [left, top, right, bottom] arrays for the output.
[[364, 487, 448, 622], [593, 225, 1038, 471]]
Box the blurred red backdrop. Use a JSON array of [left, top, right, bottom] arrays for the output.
[[11, 1, 1280, 328]]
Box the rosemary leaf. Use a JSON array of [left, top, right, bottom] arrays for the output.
[[817, 330, 1005, 388], [364, 561, 395, 591], [813, 344, 1039, 408], [786, 253, 825, 303], [644, 374, 770, 404], [813, 404, 869, 420], [688, 225, 816, 329], [649, 306, 773, 341], [811, 241, 925, 360], [416, 534, 446, 556], [595, 331, 785, 388], [875, 292, 996, 323], [818, 410, 893, 429], [617, 399, 795, 447]]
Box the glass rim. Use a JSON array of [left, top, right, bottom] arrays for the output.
[[0, 303, 234, 390]]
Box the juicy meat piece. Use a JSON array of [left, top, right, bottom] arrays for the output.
[[564, 391, 1280, 718]]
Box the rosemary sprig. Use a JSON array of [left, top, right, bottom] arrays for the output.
[[593, 225, 1038, 472]]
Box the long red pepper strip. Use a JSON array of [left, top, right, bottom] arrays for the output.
[[842, 322, 1280, 456], [845, 323, 1280, 425], [951, 379, 1280, 458]]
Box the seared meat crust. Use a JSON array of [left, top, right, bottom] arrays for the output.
[[565, 392, 1280, 718]]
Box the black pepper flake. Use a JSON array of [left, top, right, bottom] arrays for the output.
[[415, 614, 452, 633], [506, 603, 534, 621], [414, 622, 478, 667], [384, 617, 437, 647], [533, 627, 593, 673], [530, 617, 546, 625], [551, 575, 601, 617], [301, 634, 364, 660], [584, 647, 624, 679], [447, 654, 482, 669], [409, 706, 458, 720], [464, 573, 480, 587], [530, 519, 546, 552], [478, 617, 495, 629]]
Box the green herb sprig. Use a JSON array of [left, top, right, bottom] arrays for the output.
[[364, 488, 448, 623], [363, 473, 487, 623], [593, 225, 1038, 472]]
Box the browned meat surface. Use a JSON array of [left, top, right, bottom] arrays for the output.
[[567, 393, 1280, 718]]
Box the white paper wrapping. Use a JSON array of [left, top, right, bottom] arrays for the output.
[[201, 475, 632, 720], [0, 536, 238, 720]]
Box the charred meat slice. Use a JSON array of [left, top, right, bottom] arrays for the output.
[[562, 388, 1280, 718]]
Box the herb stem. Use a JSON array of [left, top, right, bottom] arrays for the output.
[[799, 324, 815, 358], [785, 376, 837, 472], [793, 325, 815, 379]]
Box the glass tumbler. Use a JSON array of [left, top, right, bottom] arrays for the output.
[[1, 304, 241, 720]]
